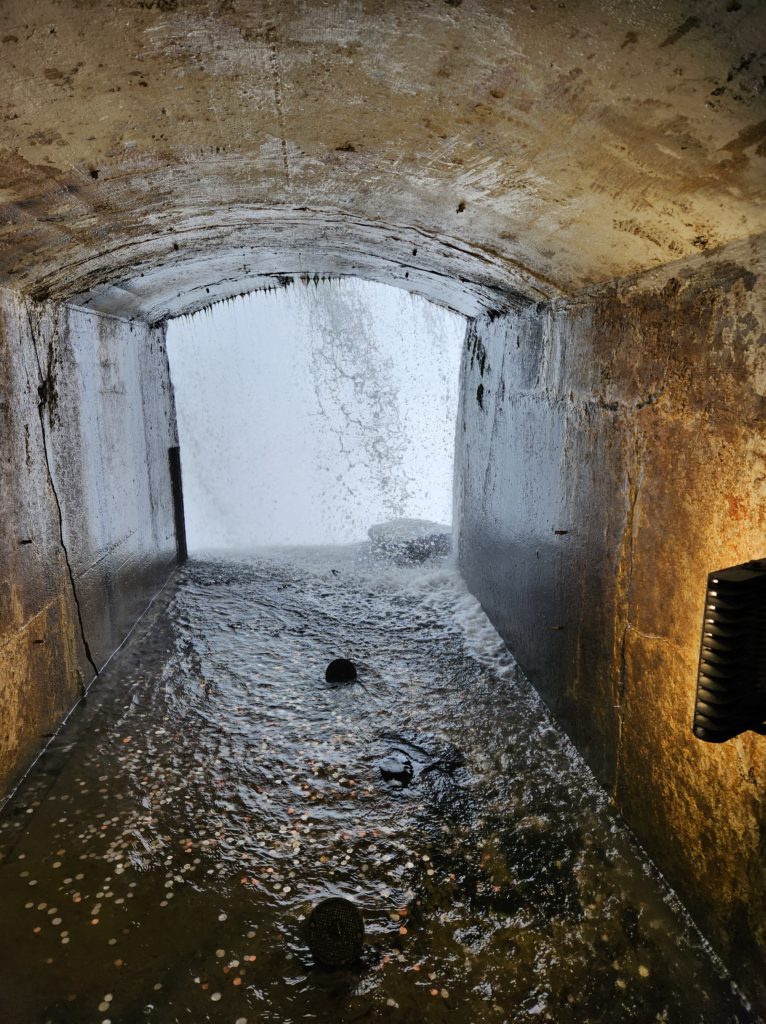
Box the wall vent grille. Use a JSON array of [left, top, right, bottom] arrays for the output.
[[693, 558, 766, 742]]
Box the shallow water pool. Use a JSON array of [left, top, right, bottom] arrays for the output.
[[0, 548, 757, 1023]]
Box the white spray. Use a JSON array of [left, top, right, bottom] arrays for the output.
[[166, 278, 465, 551]]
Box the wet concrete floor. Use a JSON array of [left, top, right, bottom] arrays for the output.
[[0, 548, 758, 1023]]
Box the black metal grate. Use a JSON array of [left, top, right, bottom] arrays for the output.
[[693, 558, 766, 742], [306, 897, 365, 967]]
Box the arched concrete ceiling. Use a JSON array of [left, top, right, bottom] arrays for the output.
[[0, 0, 764, 319]]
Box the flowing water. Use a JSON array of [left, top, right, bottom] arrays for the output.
[[0, 549, 757, 1024]]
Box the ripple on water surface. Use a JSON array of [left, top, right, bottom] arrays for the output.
[[0, 547, 758, 1023]]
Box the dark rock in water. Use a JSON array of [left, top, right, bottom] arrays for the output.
[[375, 731, 472, 821], [306, 897, 365, 967], [325, 658, 357, 684], [374, 730, 474, 823], [368, 518, 451, 564], [380, 730, 465, 773], [378, 750, 414, 788]]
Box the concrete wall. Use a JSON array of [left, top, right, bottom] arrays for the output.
[[456, 234, 766, 1004], [0, 289, 178, 799], [2, 1, 765, 323]]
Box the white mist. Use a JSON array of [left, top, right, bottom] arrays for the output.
[[166, 278, 466, 551]]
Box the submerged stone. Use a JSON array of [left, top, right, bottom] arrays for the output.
[[379, 750, 414, 787]]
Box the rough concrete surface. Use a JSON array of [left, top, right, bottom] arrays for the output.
[[0, 289, 83, 801], [37, 302, 180, 668], [457, 234, 766, 1008], [0, 288, 178, 799], [0, 0, 764, 317], [0, 0, 764, 1012]]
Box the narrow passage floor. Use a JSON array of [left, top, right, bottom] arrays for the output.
[[0, 548, 755, 1023]]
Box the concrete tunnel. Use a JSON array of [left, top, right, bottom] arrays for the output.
[[0, 0, 765, 1014]]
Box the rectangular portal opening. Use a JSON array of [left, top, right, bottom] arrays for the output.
[[164, 278, 466, 554]]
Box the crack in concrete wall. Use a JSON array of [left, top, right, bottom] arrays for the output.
[[24, 306, 99, 684], [267, 34, 291, 186], [612, 432, 644, 805], [0, 287, 179, 798]]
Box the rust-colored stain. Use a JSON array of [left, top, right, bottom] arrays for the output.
[[725, 492, 749, 521], [0, 590, 80, 798]]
